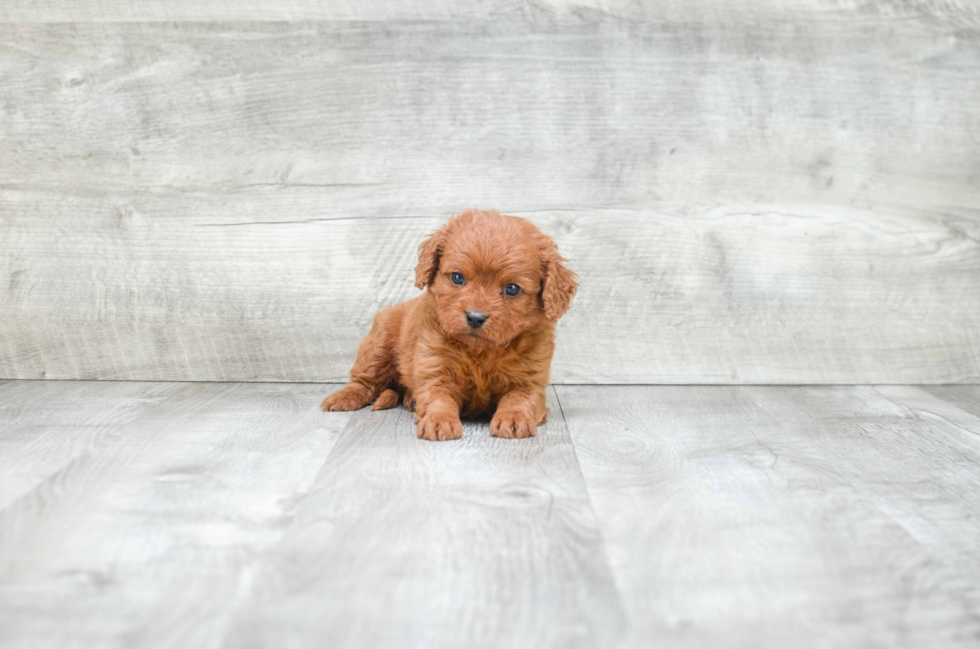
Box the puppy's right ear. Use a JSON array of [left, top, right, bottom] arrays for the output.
[[414, 223, 449, 289]]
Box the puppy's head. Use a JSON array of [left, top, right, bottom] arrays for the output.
[[415, 209, 578, 347]]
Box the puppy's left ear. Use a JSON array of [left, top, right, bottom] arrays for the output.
[[414, 223, 449, 289], [542, 251, 579, 321]]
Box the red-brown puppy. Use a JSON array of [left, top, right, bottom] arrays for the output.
[[321, 209, 578, 441]]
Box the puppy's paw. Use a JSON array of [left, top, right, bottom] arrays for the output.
[[403, 391, 416, 412], [372, 389, 400, 411], [417, 412, 463, 442], [321, 385, 372, 412], [491, 410, 537, 439]]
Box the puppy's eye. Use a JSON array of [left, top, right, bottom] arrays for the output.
[[450, 272, 465, 285], [504, 283, 521, 296]]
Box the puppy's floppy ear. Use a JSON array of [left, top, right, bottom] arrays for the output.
[[542, 250, 579, 321], [414, 222, 449, 289]]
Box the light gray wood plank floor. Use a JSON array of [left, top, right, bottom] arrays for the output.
[[0, 381, 352, 649], [557, 385, 980, 648], [2, 381, 979, 648], [225, 388, 625, 649]]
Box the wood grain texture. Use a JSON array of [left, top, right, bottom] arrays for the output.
[[0, 380, 179, 510], [224, 387, 626, 649], [0, 382, 350, 649], [920, 385, 980, 420], [3, 381, 980, 646], [1, 20, 979, 383], [3, 194, 978, 383], [556, 384, 980, 648], [2, 0, 979, 25]]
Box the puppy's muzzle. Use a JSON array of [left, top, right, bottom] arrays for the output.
[[465, 311, 489, 329]]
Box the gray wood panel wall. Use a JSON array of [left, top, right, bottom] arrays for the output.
[[1, 4, 979, 383]]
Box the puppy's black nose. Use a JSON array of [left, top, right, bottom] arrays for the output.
[[465, 311, 488, 329]]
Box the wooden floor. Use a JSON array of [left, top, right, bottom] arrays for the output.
[[1, 381, 979, 648]]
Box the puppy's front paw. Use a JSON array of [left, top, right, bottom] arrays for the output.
[[321, 385, 372, 412], [491, 410, 537, 439], [417, 412, 463, 442]]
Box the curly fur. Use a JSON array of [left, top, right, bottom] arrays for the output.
[[321, 209, 578, 441]]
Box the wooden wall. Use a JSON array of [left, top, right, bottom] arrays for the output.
[[1, 3, 978, 383]]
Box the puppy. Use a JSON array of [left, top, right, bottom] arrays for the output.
[[321, 209, 578, 441]]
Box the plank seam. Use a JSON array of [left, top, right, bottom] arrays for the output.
[[551, 384, 631, 642]]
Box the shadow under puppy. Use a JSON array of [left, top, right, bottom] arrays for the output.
[[322, 209, 578, 441]]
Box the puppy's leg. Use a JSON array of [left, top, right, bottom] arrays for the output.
[[414, 388, 463, 442], [491, 386, 548, 439], [371, 388, 400, 411], [321, 382, 376, 412], [322, 308, 400, 412]]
